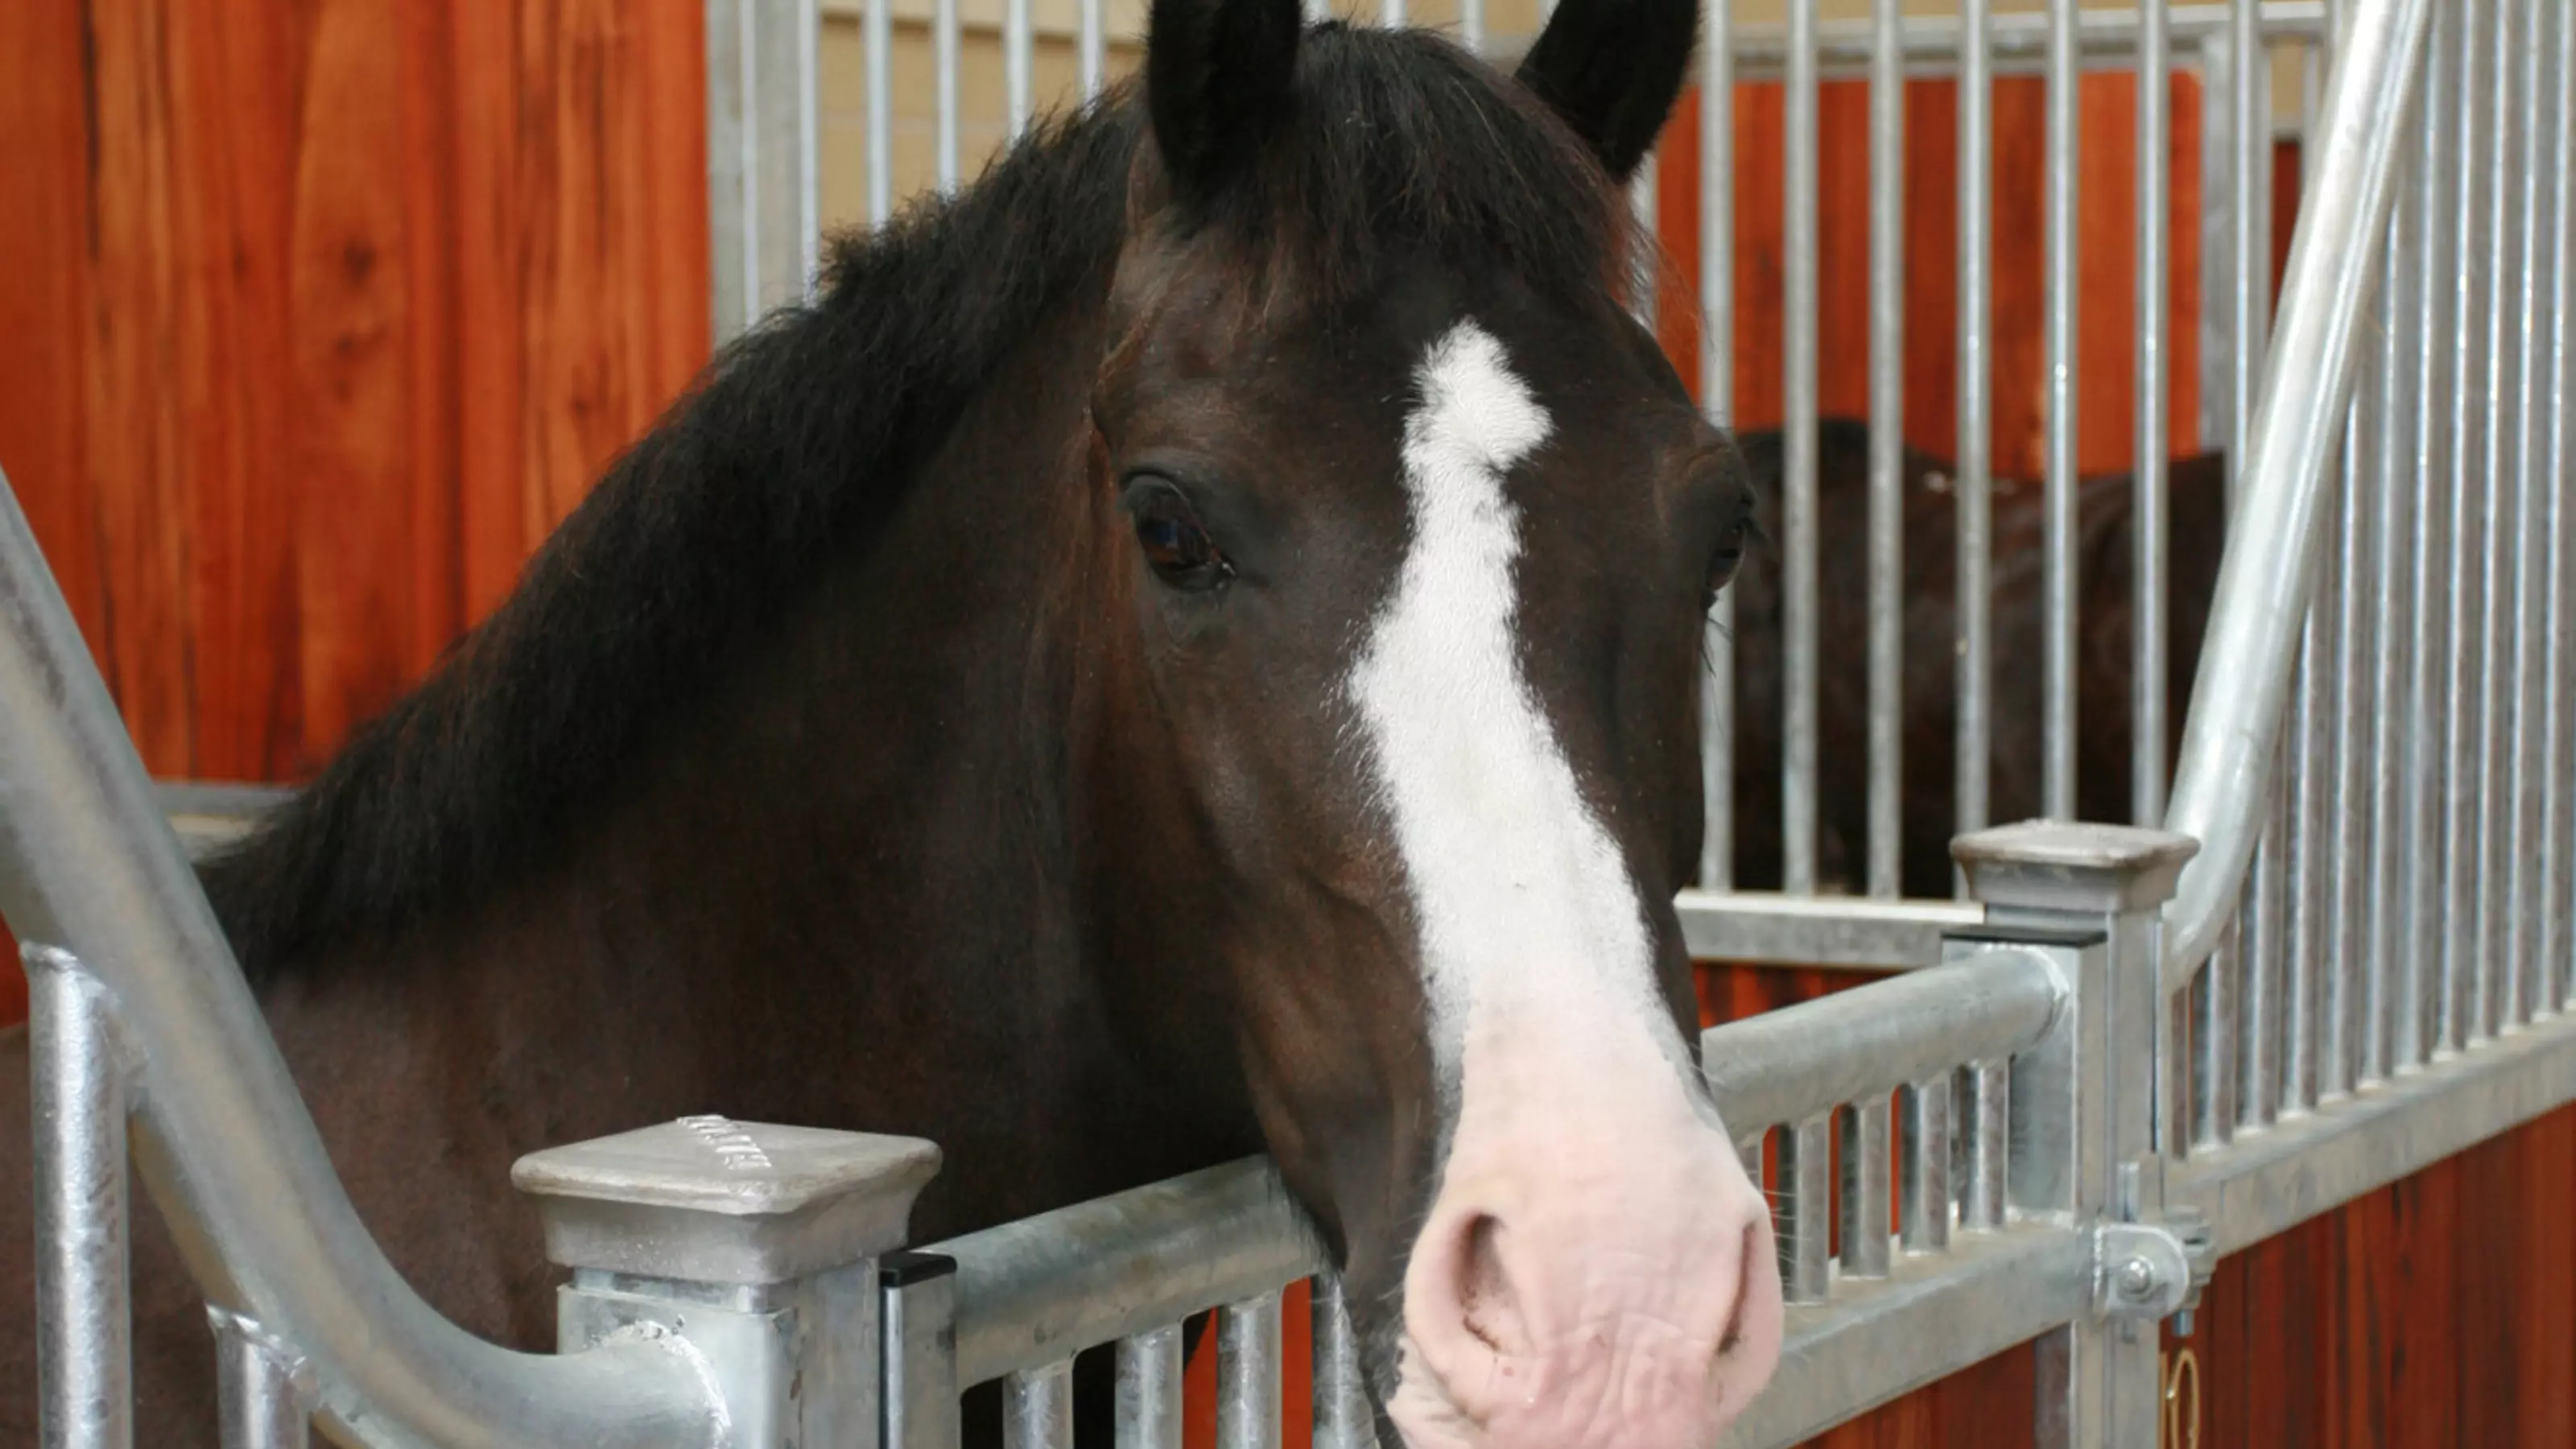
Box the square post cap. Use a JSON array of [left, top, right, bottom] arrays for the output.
[[514, 1116, 940, 1286], [1951, 820, 2200, 915]]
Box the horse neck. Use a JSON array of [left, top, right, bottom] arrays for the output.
[[268, 287, 1252, 1236]]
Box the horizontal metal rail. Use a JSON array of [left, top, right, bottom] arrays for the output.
[[916, 945, 2064, 1393], [1717, 1221, 2091, 1449], [1725, 2, 2326, 80], [0, 469, 726, 1449], [1678, 890, 1984, 970], [929, 1160, 1321, 1389], [2178, 1008, 2576, 1258], [1700, 947, 2062, 1132]]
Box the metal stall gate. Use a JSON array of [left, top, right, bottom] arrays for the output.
[[9, 0, 2571, 1445]]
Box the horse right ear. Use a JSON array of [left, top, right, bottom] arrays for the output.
[[1146, 0, 1302, 208]]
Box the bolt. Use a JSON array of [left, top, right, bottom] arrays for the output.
[[2116, 1255, 2158, 1302]]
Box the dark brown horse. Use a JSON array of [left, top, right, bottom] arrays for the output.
[[1724, 420, 2230, 898], [0, 1, 1781, 1444]]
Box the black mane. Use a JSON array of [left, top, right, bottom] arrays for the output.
[[203, 25, 1633, 976]]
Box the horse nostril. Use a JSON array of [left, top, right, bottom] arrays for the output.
[[1456, 1212, 1529, 1358], [1718, 1219, 1759, 1356]]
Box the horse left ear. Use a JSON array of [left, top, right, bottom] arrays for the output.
[[1514, 0, 1697, 183], [1146, 0, 1304, 209]]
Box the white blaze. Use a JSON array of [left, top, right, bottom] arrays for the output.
[[1347, 319, 1683, 1091]]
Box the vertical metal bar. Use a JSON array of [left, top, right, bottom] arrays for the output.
[[1308, 1281, 1369, 1449], [1901, 1076, 1953, 1252], [2244, 777, 2286, 1125], [2544, 0, 2576, 1019], [708, 0, 822, 341], [26, 946, 133, 1449], [1841, 1099, 1893, 1278], [2228, 0, 2271, 501], [1381, 0, 1406, 26], [884, 1253, 963, 1449], [1080, 0, 1105, 101], [1005, 0, 1033, 138], [2371, 176, 2416, 1072], [1005, 1359, 1075, 1449], [1216, 1294, 1282, 1449], [2200, 31, 2236, 457], [1966, 1060, 2008, 1232], [1956, 0, 1994, 891], [865, 0, 893, 226], [2042, 0, 2080, 821], [2409, 0, 2459, 1059], [208, 1310, 309, 1449], [1784, 0, 1821, 894], [1459, 0, 1483, 55], [1699, 0, 1736, 893], [2487, 0, 2535, 1030], [935, 0, 960, 192], [1865, 0, 1905, 898], [2332, 361, 2376, 1092], [2444, 0, 2492, 1047], [2304, 462, 2347, 1100], [2135, 0, 2173, 826], [2193, 940, 2239, 1148], [1780, 1114, 1832, 1304], [1116, 1326, 1183, 1449]]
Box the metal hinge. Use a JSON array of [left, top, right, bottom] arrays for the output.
[[2095, 1205, 2215, 1331]]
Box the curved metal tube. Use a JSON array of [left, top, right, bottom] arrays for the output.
[[2161, 0, 2436, 987], [0, 473, 724, 1449]]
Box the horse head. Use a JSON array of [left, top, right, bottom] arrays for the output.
[[1074, 3, 1784, 1442]]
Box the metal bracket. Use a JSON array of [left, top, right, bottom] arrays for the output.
[[2095, 1208, 2215, 1325]]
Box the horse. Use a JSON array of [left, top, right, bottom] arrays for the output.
[[1724, 420, 2230, 898], [0, 0, 1783, 1443]]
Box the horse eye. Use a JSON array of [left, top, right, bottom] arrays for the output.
[[1130, 487, 1233, 592], [1705, 513, 1751, 606]]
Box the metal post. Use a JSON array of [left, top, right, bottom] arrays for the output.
[[26, 946, 134, 1449], [707, 0, 822, 345], [517, 1117, 942, 1449], [1956, 0, 1994, 890], [1003, 1360, 1072, 1449], [884, 1253, 962, 1449], [1117, 1324, 1184, 1449], [1785, 0, 1821, 894], [1311, 1278, 1373, 1449], [1866, 0, 1905, 897], [865, 0, 893, 226], [2043, 0, 2081, 821], [1216, 1293, 1282, 1449], [1700, 0, 1736, 892], [1953, 823, 2204, 1449], [2135, 0, 2173, 826], [208, 1308, 312, 1449]]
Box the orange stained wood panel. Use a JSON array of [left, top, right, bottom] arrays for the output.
[[0, 0, 708, 792], [0, 0, 709, 1026]]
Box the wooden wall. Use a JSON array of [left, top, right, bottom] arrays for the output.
[[0, 0, 711, 1026], [2, 9, 2571, 1446]]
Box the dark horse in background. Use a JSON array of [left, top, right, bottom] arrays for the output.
[[0, 0, 1785, 1444], [1725, 421, 2230, 898]]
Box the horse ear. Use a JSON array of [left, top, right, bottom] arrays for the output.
[[1514, 0, 1697, 182], [1146, 0, 1304, 207]]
